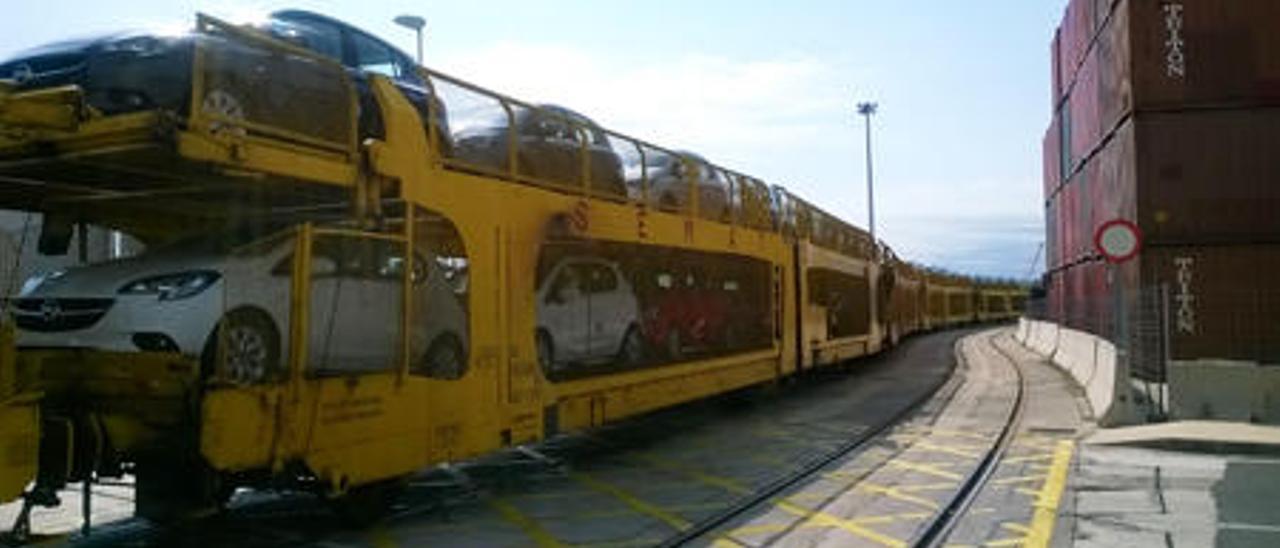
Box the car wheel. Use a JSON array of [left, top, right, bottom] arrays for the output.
[[425, 334, 465, 379], [618, 325, 646, 366], [216, 308, 281, 385], [536, 330, 555, 373], [201, 89, 247, 137]]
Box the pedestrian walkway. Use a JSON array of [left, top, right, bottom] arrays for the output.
[[980, 326, 1280, 547]]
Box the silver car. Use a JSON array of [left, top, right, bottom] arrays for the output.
[[11, 228, 468, 382], [535, 257, 643, 374]]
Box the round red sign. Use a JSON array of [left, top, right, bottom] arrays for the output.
[[1094, 219, 1142, 263]]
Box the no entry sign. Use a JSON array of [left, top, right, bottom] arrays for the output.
[[1094, 219, 1142, 263]]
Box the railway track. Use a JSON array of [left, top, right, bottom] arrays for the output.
[[659, 329, 1032, 548]]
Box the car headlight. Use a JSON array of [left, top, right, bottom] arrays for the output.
[[18, 270, 66, 297], [99, 36, 170, 57], [118, 270, 220, 301]]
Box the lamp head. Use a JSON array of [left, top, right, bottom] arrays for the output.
[[394, 15, 426, 31]]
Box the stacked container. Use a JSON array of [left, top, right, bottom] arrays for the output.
[[1042, 0, 1280, 364]]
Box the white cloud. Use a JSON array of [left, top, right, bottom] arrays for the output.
[[430, 41, 1041, 278]]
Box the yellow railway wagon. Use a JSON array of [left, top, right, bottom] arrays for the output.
[[0, 11, 1015, 529]]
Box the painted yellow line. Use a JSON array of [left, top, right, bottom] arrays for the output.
[[922, 428, 994, 442], [888, 459, 963, 480], [576, 538, 667, 548], [1024, 440, 1074, 548], [1001, 522, 1032, 535], [571, 472, 692, 531], [857, 482, 940, 510], [488, 498, 566, 548], [367, 525, 398, 548], [566, 502, 726, 520], [914, 442, 981, 458], [991, 475, 1047, 486], [983, 537, 1027, 547], [637, 453, 907, 547], [897, 482, 960, 493]]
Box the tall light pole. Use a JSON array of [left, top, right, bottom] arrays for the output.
[[857, 101, 878, 243], [394, 15, 426, 64]]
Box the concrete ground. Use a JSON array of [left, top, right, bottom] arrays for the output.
[[994, 328, 1280, 548]]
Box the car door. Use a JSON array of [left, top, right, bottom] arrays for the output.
[[585, 262, 633, 359], [538, 262, 589, 363]]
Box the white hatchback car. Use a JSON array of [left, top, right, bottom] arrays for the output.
[[11, 228, 468, 382], [535, 257, 643, 374]]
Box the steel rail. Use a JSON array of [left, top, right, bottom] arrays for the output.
[[911, 329, 1028, 547], [656, 334, 974, 548]]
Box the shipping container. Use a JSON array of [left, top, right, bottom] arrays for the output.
[[1068, 49, 1103, 169], [1043, 116, 1062, 198], [1052, 28, 1065, 107], [1142, 244, 1280, 364], [1134, 108, 1280, 244], [1096, 0, 1280, 133]]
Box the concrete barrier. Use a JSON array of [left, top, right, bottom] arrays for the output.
[[1016, 318, 1031, 344], [1017, 318, 1131, 426], [1169, 360, 1280, 425]]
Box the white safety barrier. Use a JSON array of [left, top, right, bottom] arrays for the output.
[[1169, 360, 1280, 424], [1017, 318, 1132, 427]]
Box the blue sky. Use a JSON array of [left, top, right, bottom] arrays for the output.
[[1, 1, 1063, 279]]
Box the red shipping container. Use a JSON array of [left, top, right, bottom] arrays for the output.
[[1096, 0, 1280, 133], [1092, 117, 1138, 233], [1068, 49, 1103, 169], [1131, 108, 1280, 245], [1043, 116, 1062, 199], [1141, 244, 1280, 363], [1052, 28, 1065, 107]]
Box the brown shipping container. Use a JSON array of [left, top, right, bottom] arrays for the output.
[[1097, 0, 1280, 133], [1093, 117, 1138, 232], [1134, 108, 1280, 244], [1043, 116, 1062, 198], [1053, 28, 1065, 107], [1068, 49, 1103, 168], [1142, 244, 1280, 364]]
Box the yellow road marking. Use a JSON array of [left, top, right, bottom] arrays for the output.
[[1014, 488, 1039, 497], [983, 537, 1027, 546], [637, 453, 907, 547], [572, 472, 692, 531], [567, 502, 725, 520], [1025, 440, 1074, 548], [914, 442, 981, 458], [367, 525, 398, 548], [576, 538, 667, 548], [920, 428, 993, 442], [888, 459, 963, 480], [992, 474, 1047, 486], [489, 498, 566, 548], [897, 482, 960, 493], [857, 483, 940, 510], [1001, 522, 1032, 535]]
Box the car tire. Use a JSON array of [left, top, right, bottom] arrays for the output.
[[536, 329, 556, 373], [201, 88, 247, 137], [207, 308, 281, 385], [425, 333, 466, 379], [618, 325, 646, 366]]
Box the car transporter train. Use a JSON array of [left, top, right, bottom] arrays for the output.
[[0, 9, 1026, 534]]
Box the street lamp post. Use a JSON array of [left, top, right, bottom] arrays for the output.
[[394, 15, 426, 64], [857, 101, 878, 243]]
